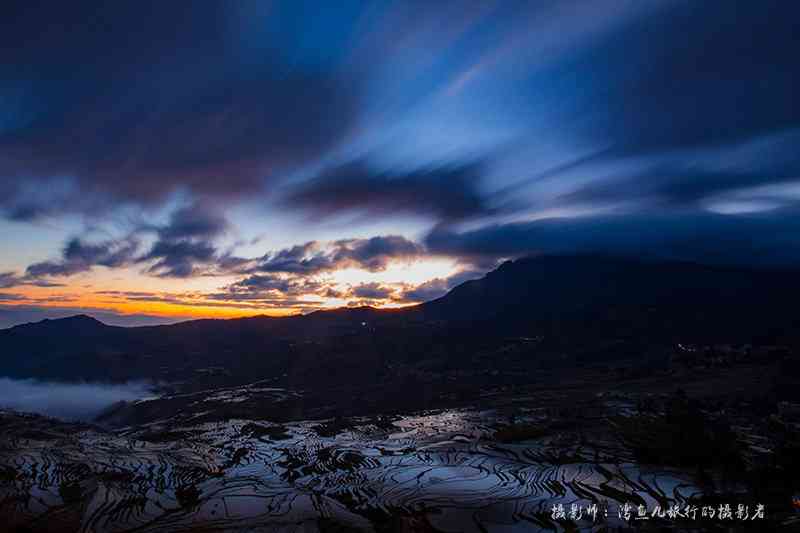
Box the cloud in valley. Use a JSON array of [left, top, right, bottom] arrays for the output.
[[0, 378, 155, 421]]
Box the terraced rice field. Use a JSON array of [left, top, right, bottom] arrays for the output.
[[0, 405, 716, 532]]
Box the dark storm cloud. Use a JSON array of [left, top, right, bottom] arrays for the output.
[[554, 129, 800, 210], [491, 17, 800, 267], [228, 275, 298, 294], [565, 1, 800, 153], [0, 1, 358, 220], [140, 240, 218, 278], [155, 204, 230, 241], [16, 223, 425, 284], [426, 207, 800, 268], [11, 203, 238, 282], [254, 236, 425, 275], [563, 171, 788, 209], [563, 170, 800, 212], [283, 160, 493, 222], [267, 0, 799, 234], [478, 1, 800, 251], [202, 275, 332, 310], [137, 203, 246, 278], [25, 236, 140, 278], [255, 243, 331, 275], [4, 0, 800, 276], [0, 179, 93, 222], [332, 236, 425, 271], [223, 274, 327, 299]]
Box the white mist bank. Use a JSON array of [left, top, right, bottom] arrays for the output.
[[0, 377, 155, 421]]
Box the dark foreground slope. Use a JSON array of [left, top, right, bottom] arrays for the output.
[[4, 256, 800, 531], [4, 353, 800, 532], [2, 255, 800, 386]]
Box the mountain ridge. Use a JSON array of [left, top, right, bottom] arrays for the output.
[[9, 253, 798, 332], [3, 254, 800, 384]]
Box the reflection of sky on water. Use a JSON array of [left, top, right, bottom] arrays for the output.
[[1, 408, 704, 531]]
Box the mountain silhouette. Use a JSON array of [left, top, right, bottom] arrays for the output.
[[3, 254, 800, 383]]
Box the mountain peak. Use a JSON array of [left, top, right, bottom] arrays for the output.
[[9, 314, 107, 332], [49, 314, 103, 325]]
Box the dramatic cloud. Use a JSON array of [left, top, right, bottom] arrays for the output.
[[0, 3, 358, 220], [332, 236, 425, 271], [16, 204, 237, 280], [350, 282, 395, 300], [253, 243, 329, 275], [229, 275, 296, 293], [553, 1, 800, 154], [3, 1, 800, 322], [138, 203, 240, 278], [26, 236, 140, 278], [223, 274, 326, 300], [563, 171, 800, 211], [140, 240, 218, 278], [284, 160, 492, 222], [215, 235, 432, 303], [155, 203, 230, 241], [557, 130, 800, 211], [13, 226, 427, 291], [254, 236, 425, 275], [207, 239, 481, 307], [426, 207, 800, 268]]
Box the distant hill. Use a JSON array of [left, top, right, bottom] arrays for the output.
[[3, 254, 800, 383]]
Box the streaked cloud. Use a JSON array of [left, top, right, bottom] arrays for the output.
[[2, 1, 800, 325]]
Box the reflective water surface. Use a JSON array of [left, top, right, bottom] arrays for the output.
[[0, 405, 709, 532]]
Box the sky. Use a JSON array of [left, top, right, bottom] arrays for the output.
[[1, 1, 799, 327]]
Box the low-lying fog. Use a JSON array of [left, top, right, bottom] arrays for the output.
[[0, 377, 154, 421]]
